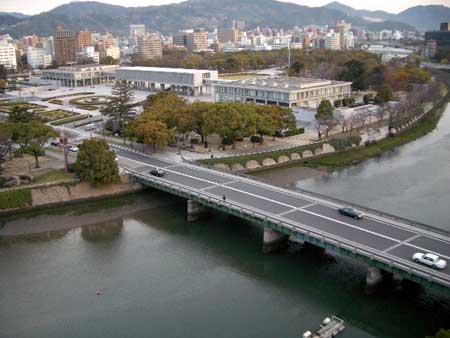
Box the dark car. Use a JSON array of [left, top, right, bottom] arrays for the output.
[[338, 207, 365, 219], [150, 169, 165, 177], [50, 141, 60, 147]]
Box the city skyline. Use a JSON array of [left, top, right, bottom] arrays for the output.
[[1, 0, 449, 15]]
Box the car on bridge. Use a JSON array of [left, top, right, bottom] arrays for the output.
[[338, 207, 365, 219], [150, 169, 165, 177], [412, 252, 447, 270]]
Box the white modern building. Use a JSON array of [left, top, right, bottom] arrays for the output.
[[105, 46, 121, 60], [77, 46, 100, 64], [214, 76, 352, 108], [42, 64, 118, 87], [0, 39, 17, 69], [115, 67, 219, 96], [27, 47, 53, 68], [365, 45, 413, 63]]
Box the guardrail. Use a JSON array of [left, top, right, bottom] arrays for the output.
[[126, 167, 450, 290]]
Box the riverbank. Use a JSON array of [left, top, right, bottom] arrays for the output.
[[0, 175, 144, 214], [250, 92, 449, 176], [0, 190, 177, 237]]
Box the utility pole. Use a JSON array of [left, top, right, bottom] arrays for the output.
[[288, 41, 291, 70]]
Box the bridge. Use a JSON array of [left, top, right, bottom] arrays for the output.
[[112, 144, 450, 293]]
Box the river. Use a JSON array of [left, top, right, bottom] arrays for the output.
[[1, 104, 450, 338]]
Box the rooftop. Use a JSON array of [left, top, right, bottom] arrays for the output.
[[217, 76, 350, 91], [117, 66, 216, 74], [43, 64, 118, 73]]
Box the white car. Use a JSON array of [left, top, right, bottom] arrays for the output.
[[68, 145, 79, 152], [412, 252, 447, 270]]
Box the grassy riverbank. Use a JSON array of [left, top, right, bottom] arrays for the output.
[[300, 94, 450, 171]]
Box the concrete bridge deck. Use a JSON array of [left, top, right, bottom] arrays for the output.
[[113, 145, 450, 293]]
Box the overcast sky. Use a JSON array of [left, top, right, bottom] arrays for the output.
[[1, 0, 449, 15]]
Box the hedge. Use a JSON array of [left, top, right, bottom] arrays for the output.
[[0, 188, 32, 210], [42, 92, 95, 102], [50, 115, 91, 126]]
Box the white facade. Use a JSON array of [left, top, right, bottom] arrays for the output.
[[78, 46, 100, 64], [214, 76, 352, 109], [325, 33, 340, 50], [116, 66, 219, 96], [26, 47, 53, 68], [0, 39, 17, 69], [106, 46, 120, 60], [42, 64, 118, 87]]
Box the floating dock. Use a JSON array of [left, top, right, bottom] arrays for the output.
[[302, 316, 345, 338]]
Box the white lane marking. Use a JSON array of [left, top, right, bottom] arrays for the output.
[[405, 242, 450, 262], [118, 150, 450, 260], [277, 203, 317, 216], [122, 154, 404, 246], [383, 234, 422, 253]]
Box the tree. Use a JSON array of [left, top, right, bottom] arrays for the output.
[[0, 79, 6, 93], [142, 92, 188, 130], [255, 113, 275, 144], [0, 123, 12, 165], [7, 106, 36, 123], [375, 84, 394, 104], [74, 139, 120, 186], [135, 120, 173, 152], [315, 99, 335, 139], [100, 80, 134, 143], [338, 59, 368, 91], [23, 123, 57, 168], [426, 329, 450, 338], [180, 102, 219, 147]]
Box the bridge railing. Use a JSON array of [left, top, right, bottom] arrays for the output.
[[127, 168, 450, 289]]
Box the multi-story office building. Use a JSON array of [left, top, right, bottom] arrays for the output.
[[173, 29, 208, 51], [425, 23, 450, 50], [77, 31, 92, 51], [39, 37, 54, 57], [325, 33, 340, 50], [130, 24, 146, 38], [137, 35, 163, 59], [42, 64, 118, 87], [424, 40, 437, 59], [213, 76, 352, 109], [105, 46, 121, 60], [54, 27, 77, 65], [218, 28, 240, 44], [26, 47, 53, 68], [22, 35, 39, 48], [77, 46, 99, 64], [116, 66, 218, 96], [0, 39, 17, 69]]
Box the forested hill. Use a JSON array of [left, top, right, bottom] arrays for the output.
[[1, 0, 416, 38]]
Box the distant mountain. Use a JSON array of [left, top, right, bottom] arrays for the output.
[[0, 14, 23, 27], [397, 5, 450, 31], [324, 1, 396, 22], [0, 12, 29, 19], [0, 0, 416, 38], [324, 1, 450, 31]]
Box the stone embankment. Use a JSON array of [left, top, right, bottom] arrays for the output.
[[210, 142, 345, 173], [0, 175, 143, 214]]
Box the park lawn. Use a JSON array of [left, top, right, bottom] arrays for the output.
[[303, 94, 450, 171], [0, 102, 46, 113], [34, 169, 77, 184], [76, 105, 98, 111], [49, 99, 63, 105], [37, 109, 76, 122]]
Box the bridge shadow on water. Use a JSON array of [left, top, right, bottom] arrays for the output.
[[129, 194, 450, 338], [2, 190, 450, 338]]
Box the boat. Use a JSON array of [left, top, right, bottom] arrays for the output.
[[302, 316, 345, 338]]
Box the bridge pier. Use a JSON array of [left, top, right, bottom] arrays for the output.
[[365, 267, 393, 293], [186, 200, 208, 222], [262, 227, 289, 253]]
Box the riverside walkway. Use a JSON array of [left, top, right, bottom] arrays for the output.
[[113, 144, 450, 293]]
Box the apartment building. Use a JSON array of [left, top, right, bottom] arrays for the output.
[[0, 39, 17, 69], [54, 27, 77, 65], [137, 35, 163, 59]]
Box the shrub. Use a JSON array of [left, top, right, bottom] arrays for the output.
[[50, 115, 91, 126], [0, 188, 32, 210], [329, 136, 362, 150], [222, 136, 233, 145], [250, 135, 262, 144]]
